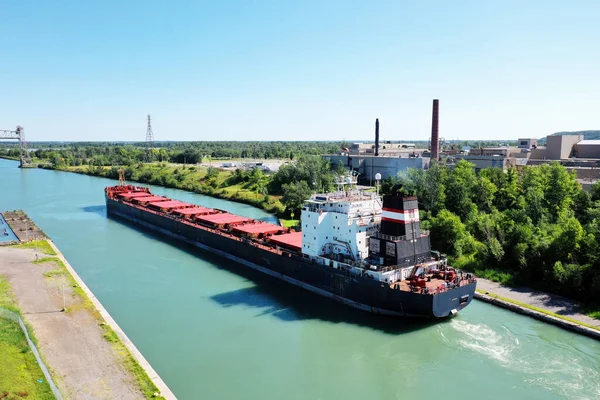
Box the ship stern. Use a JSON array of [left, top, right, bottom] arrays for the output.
[[431, 281, 477, 318]]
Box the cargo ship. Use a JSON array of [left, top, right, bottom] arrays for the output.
[[105, 173, 476, 318]]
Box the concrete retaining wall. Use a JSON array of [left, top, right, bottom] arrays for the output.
[[474, 292, 600, 341]]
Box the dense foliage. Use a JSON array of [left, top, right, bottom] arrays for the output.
[[386, 160, 600, 306], [0, 141, 344, 166]]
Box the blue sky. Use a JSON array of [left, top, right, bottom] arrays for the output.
[[1, 1, 599, 142]]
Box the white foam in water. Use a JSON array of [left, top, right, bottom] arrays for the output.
[[443, 319, 600, 400]]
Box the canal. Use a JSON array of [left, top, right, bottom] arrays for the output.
[[1, 158, 599, 400]]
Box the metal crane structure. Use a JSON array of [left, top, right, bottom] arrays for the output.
[[145, 114, 154, 162], [0, 125, 33, 168]]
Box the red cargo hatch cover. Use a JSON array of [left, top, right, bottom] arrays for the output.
[[133, 195, 169, 203], [233, 222, 284, 235], [148, 200, 191, 210], [118, 192, 152, 199], [269, 231, 302, 251], [173, 207, 215, 216], [196, 213, 250, 226]]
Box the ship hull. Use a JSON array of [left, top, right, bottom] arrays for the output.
[[106, 197, 476, 318]]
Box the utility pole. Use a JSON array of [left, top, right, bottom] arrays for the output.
[[61, 275, 66, 312]]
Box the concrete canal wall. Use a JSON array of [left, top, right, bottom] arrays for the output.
[[474, 291, 600, 341]]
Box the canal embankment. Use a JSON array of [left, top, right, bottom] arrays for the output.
[[0, 212, 176, 399], [475, 278, 600, 340]]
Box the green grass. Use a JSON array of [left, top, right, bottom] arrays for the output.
[[450, 254, 514, 285], [0, 277, 19, 313], [12, 240, 56, 255], [0, 277, 55, 399], [585, 310, 600, 320], [280, 219, 299, 228], [472, 269, 514, 285], [34, 256, 97, 317], [477, 289, 600, 332], [100, 324, 165, 400]]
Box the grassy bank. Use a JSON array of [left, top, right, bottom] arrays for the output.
[[23, 241, 165, 399], [100, 324, 164, 399], [53, 163, 287, 217], [453, 253, 600, 321], [0, 277, 55, 399], [450, 254, 515, 285], [13, 240, 56, 255]]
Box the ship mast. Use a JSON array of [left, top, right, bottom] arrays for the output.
[[119, 168, 126, 187]]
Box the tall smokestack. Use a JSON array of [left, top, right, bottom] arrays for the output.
[[375, 118, 380, 156], [431, 99, 439, 161]]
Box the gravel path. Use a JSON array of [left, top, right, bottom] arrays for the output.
[[0, 246, 145, 400], [477, 278, 600, 328]]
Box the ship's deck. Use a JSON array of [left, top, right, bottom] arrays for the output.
[[392, 273, 473, 294]]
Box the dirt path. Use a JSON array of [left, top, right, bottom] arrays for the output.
[[477, 278, 600, 328], [0, 246, 145, 400]]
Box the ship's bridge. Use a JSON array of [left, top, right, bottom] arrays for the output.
[[301, 190, 382, 261]]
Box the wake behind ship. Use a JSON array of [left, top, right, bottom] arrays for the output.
[[104, 174, 476, 318]]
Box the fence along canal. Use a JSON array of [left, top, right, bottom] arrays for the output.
[[0, 307, 63, 400]]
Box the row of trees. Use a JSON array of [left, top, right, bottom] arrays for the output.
[[0, 142, 344, 166], [385, 160, 600, 305]]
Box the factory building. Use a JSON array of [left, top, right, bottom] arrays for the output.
[[530, 134, 583, 160], [325, 154, 427, 182], [324, 100, 439, 183], [573, 140, 600, 159]]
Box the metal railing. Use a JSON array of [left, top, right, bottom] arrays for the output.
[[0, 307, 63, 400], [373, 229, 430, 242]]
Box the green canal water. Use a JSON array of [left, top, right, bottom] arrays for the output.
[[1, 158, 599, 400]]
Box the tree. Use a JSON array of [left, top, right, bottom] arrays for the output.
[[249, 168, 269, 198], [429, 210, 475, 257], [205, 166, 219, 181], [281, 181, 312, 217], [591, 181, 600, 201], [544, 163, 580, 220], [472, 176, 497, 213], [445, 160, 476, 220]]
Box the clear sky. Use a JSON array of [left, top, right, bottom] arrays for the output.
[[1, 1, 599, 142]]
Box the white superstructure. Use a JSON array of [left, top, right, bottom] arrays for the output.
[[301, 175, 382, 261]]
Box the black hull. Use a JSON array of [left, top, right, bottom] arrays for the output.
[[106, 198, 476, 318]]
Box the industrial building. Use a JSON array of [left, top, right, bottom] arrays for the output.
[[323, 98, 600, 187], [324, 100, 440, 183], [325, 154, 427, 183], [449, 133, 600, 186]]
